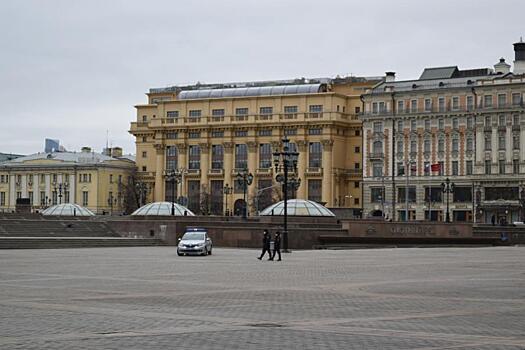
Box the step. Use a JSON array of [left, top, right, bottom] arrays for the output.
[[0, 237, 165, 249]]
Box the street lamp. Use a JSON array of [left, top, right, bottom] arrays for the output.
[[273, 136, 300, 253], [236, 168, 253, 218], [52, 181, 69, 204], [223, 183, 233, 216], [135, 181, 149, 207], [165, 169, 183, 216], [441, 177, 455, 223]]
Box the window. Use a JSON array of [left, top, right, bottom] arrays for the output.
[[308, 128, 322, 135], [424, 139, 431, 153], [512, 92, 522, 106], [235, 130, 248, 137], [372, 102, 378, 114], [484, 95, 492, 107], [452, 96, 459, 110], [410, 140, 417, 154], [309, 105, 323, 113], [142, 151, 147, 158], [373, 141, 383, 154], [0, 192, 5, 206], [452, 161, 459, 176], [372, 162, 383, 177], [499, 135, 506, 150], [373, 122, 383, 133], [40, 191, 46, 206], [27, 191, 34, 204], [397, 162, 404, 176], [109, 174, 114, 184], [513, 135, 520, 150], [438, 139, 444, 152], [371, 188, 384, 203], [499, 160, 506, 174], [466, 160, 473, 175], [466, 138, 473, 152], [485, 187, 519, 201], [167, 111, 179, 120], [354, 146, 360, 153], [410, 119, 416, 131], [259, 144, 272, 169], [498, 93, 507, 107], [452, 118, 459, 129], [355, 130, 360, 136], [166, 146, 178, 170], [211, 131, 224, 138], [438, 118, 444, 130], [188, 132, 200, 139], [259, 107, 273, 115], [485, 160, 491, 174], [354, 162, 360, 169], [424, 119, 431, 131], [235, 107, 248, 116], [211, 145, 224, 169], [397, 120, 403, 131], [354, 198, 359, 205], [397, 140, 403, 153], [513, 159, 520, 174], [485, 135, 492, 150], [235, 144, 248, 169], [513, 114, 520, 125], [438, 161, 444, 176], [467, 117, 473, 129], [308, 180, 322, 202], [188, 145, 201, 170], [284, 129, 297, 136], [284, 105, 298, 115], [466, 96, 474, 111], [425, 98, 432, 111], [485, 115, 492, 126], [410, 99, 417, 112], [166, 132, 178, 139], [142, 166, 147, 171], [82, 191, 89, 206], [378, 102, 386, 113], [425, 187, 443, 203], [452, 138, 459, 152], [438, 97, 445, 112], [499, 114, 506, 126], [397, 100, 404, 112], [354, 181, 360, 188], [397, 187, 416, 203], [258, 129, 272, 136], [212, 109, 225, 116], [188, 110, 201, 118], [142, 115, 147, 122], [453, 187, 472, 203], [309, 142, 322, 168]]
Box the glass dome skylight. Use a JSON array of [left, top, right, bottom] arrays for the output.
[[41, 203, 95, 216], [131, 202, 195, 216], [259, 199, 335, 217]]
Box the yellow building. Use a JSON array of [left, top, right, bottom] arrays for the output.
[[130, 77, 380, 216], [0, 147, 136, 214]]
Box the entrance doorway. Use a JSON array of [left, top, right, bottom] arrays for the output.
[[234, 199, 246, 216]]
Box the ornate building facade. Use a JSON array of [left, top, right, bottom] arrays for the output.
[[130, 77, 379, 216], [361, 41, 525, 223]]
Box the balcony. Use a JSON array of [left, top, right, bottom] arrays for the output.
[[345, 169, 362, 178], [186, 169, 201, 177], [512, 125, 521, 131], [368, 152, 384, 160], [256, 168, 273, 176], [305, 167, 323, 176], [208, 168, 224, 177]]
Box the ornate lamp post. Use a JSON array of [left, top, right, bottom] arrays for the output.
[[135, 181, 149, 207], [236, 169, 253, 218], [441, 177, 455, 223], [165, 169, 183, 216], [223, 183, 233, 216], [52, 181, 69, 204], [273, 136, 299, 253]]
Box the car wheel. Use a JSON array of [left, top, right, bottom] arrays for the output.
[[177, 249, 183, 256], [202, 247, 208, 256], [208, 247, 212, 255]]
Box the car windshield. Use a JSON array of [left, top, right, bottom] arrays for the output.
[[182, 232, 205, 240]]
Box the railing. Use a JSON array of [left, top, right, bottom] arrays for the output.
[[256, 168, 272, 175], [208, 169, 223, 176], [361, 103, 524, 117], [306, 167, 323, 175], [368, 152, 384, 159]]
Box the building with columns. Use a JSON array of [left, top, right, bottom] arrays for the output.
[[361, 40, 525, 223], [130, 76, 380, 216], [0, 147, 135, 214]]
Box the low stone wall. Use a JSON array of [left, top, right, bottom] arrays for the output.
[[341, 220, 474, 238]]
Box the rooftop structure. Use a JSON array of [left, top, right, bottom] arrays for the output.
[[131, 202, 195, 216], [259, 199, 335, 217]]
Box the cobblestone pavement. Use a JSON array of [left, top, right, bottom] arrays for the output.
[[0, 247, 524, 349]]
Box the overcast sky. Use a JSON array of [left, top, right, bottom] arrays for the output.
[[1, 0, 524, 155]]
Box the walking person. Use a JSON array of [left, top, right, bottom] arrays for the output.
[[257, 230, 272, 260], [270, 231, 281, 261]]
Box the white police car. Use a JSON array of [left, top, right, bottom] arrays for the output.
[[177, 227, 212, 256]]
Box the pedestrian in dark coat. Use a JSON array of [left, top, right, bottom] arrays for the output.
[[257, 230, 272, 260], [271, 231, 281, 261]]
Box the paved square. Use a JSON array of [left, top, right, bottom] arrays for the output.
[[0, 247, 524, 349]]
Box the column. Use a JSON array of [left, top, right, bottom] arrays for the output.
[[9, 174, 15, 209], [223, 142, 234, 210], [154, 144, 165, 202], [321, 139, 334, 206], [200, 143, 210, 189], [70, 173, 76, 204], [45, 174, 51, 206], [177, 143, 188, 196], [297, 140, 307, 199], [34, 172, 40, 206], [21, 175, 27, 198], [247, 141, 258, 201]]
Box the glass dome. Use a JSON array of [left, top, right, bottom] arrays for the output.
[[41, 203, 95, 216], [131, 202, 195, 216], [259, 199, 335, 217]]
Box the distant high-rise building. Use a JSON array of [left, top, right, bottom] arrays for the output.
[[45, 139, 60, 153]]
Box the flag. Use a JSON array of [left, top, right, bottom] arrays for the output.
[[431, 163, 441, 172]]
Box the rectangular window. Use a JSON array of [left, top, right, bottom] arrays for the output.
[[485, 135, 492, 150], [40, 191, 46, 206], [308, 142, 322, 168], [211, 131, 224, 138], [188, 110, 201, 118], [308, 180, 322, 203], [466, 96, 474, 111], [373, 122, 383, 133], [424, 119, 431, 131], [485, 160, 491, 175], [453, 187, 472, 203], [236, 108, 249, 116], [142, 151, 147, 158], [410, 140, 417, 153], [378, 102, 386, 113], [424, 98, 432, 111], [485, 187, 519, 201], [372, 102, 378, 114], [166, 132, 178, 139], [372, 162, 383, 177], [466, 138, 473, 152], [258, 129, 272, 136], [284, 128, 297, 136], [167, 111, 179, 120], [438, 97, 445, 112], [466, 160, 473, 175], [397, 162, 404, 176], [235, 144, 248, 169], [467, 117, 473, 129], [484, 95, 493, 108], [354, 146, 360, 153], [211, 145, 224, 170], [371, 187, 384, 203], [499, 114, 506, 126], [397, 187, 416, 203], [397, 120, 403, 131], [410, 99, 417, 112], [499, 160, 506, 174], [513, 159, 520, 174], [452, 96, 459, 110], [166, 146, 178, 170], [259, 107, 273, 115], [411, 119, 416, 130], [234, 130, 248, 137], [82, 191, 88, 206], [424, 161, 430, 176], [187, 180, 201, 213], [397, 140, 403, 154], [0, 192, 5, 206], [438, 118, 444, 130], [284, 105, 298, 115], [397, 100, 404, 113], [452, 161, 459, 176], [498, 93, 507, 107], [259, 144, 272, 169], [438, 161, 444, 176], [188, 132, 201, 139], [309, 105, 323, 113], [513, 135, 520, 150], [486, 115, 492, 126], [452, 118, 459, 129], [424, 139, 431, 153], [188, 145, 201, 170], [452, 138, 459, 152], [438, 139, 445, 153], [308, 128, 322, 135], [499, 135, 506, 150], [513, 114, 520, 125], [212, 109, 225, 116], [354, 181, 360, 188], [512, 92, 522, 106]]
